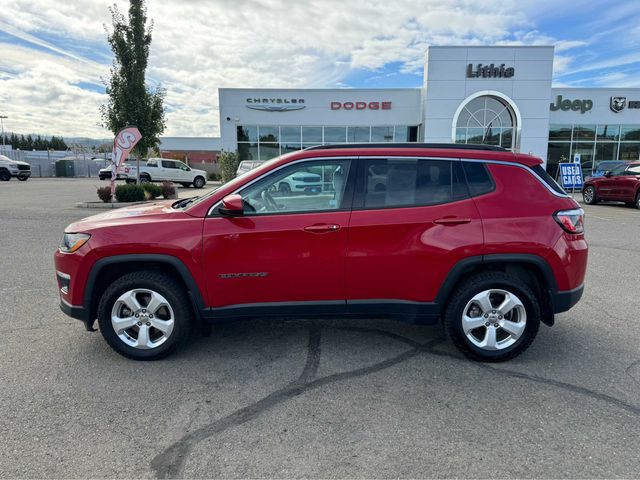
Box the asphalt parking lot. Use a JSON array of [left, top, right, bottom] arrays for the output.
[[1, 177, 639, 478]]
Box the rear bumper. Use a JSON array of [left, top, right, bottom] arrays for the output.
[[552, 284, 584, 313]]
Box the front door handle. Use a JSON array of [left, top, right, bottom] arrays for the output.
[[304, 223, 341, 233], [433, 217, 471, 226]]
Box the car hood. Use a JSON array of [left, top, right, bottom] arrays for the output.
[[11, 160, 30, 167], [66, 200, 186, 232]]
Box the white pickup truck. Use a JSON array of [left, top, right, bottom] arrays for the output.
[[124, 158, 208, 188]]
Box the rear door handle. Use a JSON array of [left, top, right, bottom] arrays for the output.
[[433, 217, 471, 226], [304, 223, 341, 233]]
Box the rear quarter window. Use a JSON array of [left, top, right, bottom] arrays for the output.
[[531, 165, 566, 195], [462, 162, 495, 197]]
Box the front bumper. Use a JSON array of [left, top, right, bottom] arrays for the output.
[[552, 284, 584, 313]]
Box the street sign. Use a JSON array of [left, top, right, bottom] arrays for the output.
[[559, 162, 584, 189], [573, 153, 581, 164]]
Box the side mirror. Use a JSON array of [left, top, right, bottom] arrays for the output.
[[219, 194, 244, 216], [604, 171, 612, 177]]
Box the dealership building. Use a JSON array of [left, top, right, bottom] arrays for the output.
[[218, 46, 640, 176]]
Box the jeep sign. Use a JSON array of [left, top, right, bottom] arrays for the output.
[[550, 95, 593, 114]]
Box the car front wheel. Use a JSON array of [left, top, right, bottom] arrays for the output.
[[193, 176, 205, 188], [97, 271, 192, 360], [583, 186, 597, 205], [444, 272, 540, 362]]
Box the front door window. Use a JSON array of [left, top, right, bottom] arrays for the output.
[[238, 160, 351, 215]]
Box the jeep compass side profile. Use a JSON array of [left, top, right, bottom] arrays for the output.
[[55, 144, 587, 362]]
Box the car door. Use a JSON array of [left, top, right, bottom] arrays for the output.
[[174, 161, 192, 182], [614, 164, 640, 201], [160, 160, 179, 181], [597, 164, 626, 199], [201, 158, 354, 315], [345, 157, 484, 314]]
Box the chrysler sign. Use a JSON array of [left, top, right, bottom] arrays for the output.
[[246, 98, 305, 112]]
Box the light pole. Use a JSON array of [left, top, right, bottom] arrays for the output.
[[0, 115, 7, 151]]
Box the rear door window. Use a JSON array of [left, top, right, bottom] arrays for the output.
[[358, 158, 467, 209]]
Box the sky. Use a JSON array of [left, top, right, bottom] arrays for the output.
[[0, 0, 639, 139]]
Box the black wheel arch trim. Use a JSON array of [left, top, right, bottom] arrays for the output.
[[83, 254, 206, 325]]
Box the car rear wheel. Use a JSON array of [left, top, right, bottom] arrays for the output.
[[444, 272, 540, 362], [193, 176, 205, 189], [139, 174, 151, 184], [97, 271, 192, 360], [583, 186, 597, 205], [0, 169, 10, 181]]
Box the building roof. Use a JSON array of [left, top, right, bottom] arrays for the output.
[[159, 137, 221, 152]]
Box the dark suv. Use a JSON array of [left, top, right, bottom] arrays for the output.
[[55, 144, 588, 362]]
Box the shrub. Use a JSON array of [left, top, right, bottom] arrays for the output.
[[115, 183, 145, 203], [161, 181, 176, 199], [208, 172, 221, 181], [219, 151, 240, 183], [142, 182, 162, 199], [97, 186, 112, 203]]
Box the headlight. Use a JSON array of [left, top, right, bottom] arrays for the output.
[[59, 233, 91, 253]]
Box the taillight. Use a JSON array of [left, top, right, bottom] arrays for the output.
[[553, 208, 584, 234]]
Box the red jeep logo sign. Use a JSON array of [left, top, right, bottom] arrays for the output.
[[331, 101, 392, 110]]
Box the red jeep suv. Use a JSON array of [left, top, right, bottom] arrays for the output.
[[55, 144, 587, 362], [583, 161, 640, 208]]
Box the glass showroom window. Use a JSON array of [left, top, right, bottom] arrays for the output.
[[455, 96, 515, 149], [237, 124, 419, 161]]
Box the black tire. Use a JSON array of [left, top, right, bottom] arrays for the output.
[[278, 182, 291, 194], [444, 272, 541, 362], [17, 176, 29, 181], [180, 182, 191, 188], [583, 185, 597, 205], [97, 271, 192, 360], [636, 191, 640, 209], [125, 179, 136, 184], [139, 174, 151, 184], [193, 176, 205, 189], [0, 169, 10, 181]]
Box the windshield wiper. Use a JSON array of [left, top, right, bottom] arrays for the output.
[[172, 196, 199, 209]]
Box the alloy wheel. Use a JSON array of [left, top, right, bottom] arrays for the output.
[[461, 289, 527, 351], [110, 288, 175, 349], [583, 187, 594, 204]]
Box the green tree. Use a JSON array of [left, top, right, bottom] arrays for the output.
[[219, 151, 240, 183], [100, 0, 166, 167]]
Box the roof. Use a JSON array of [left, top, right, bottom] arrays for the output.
[[159, 137, 221, 152], [286, 144, 543, 167]]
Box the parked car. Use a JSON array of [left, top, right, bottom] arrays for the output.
[[0, 154, 31, 181], [583, 161, 640, 208], [55, 144, 587, 362], [98, 162, 132, 180], [125, 158, 207, 188], [590, 160, 628, 178], [236, 160, 263, 177]]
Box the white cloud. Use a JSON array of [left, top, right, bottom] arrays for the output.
[[0, 0, 632, 138]]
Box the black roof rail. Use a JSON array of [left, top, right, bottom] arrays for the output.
[[303, 143, 508, 152]]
